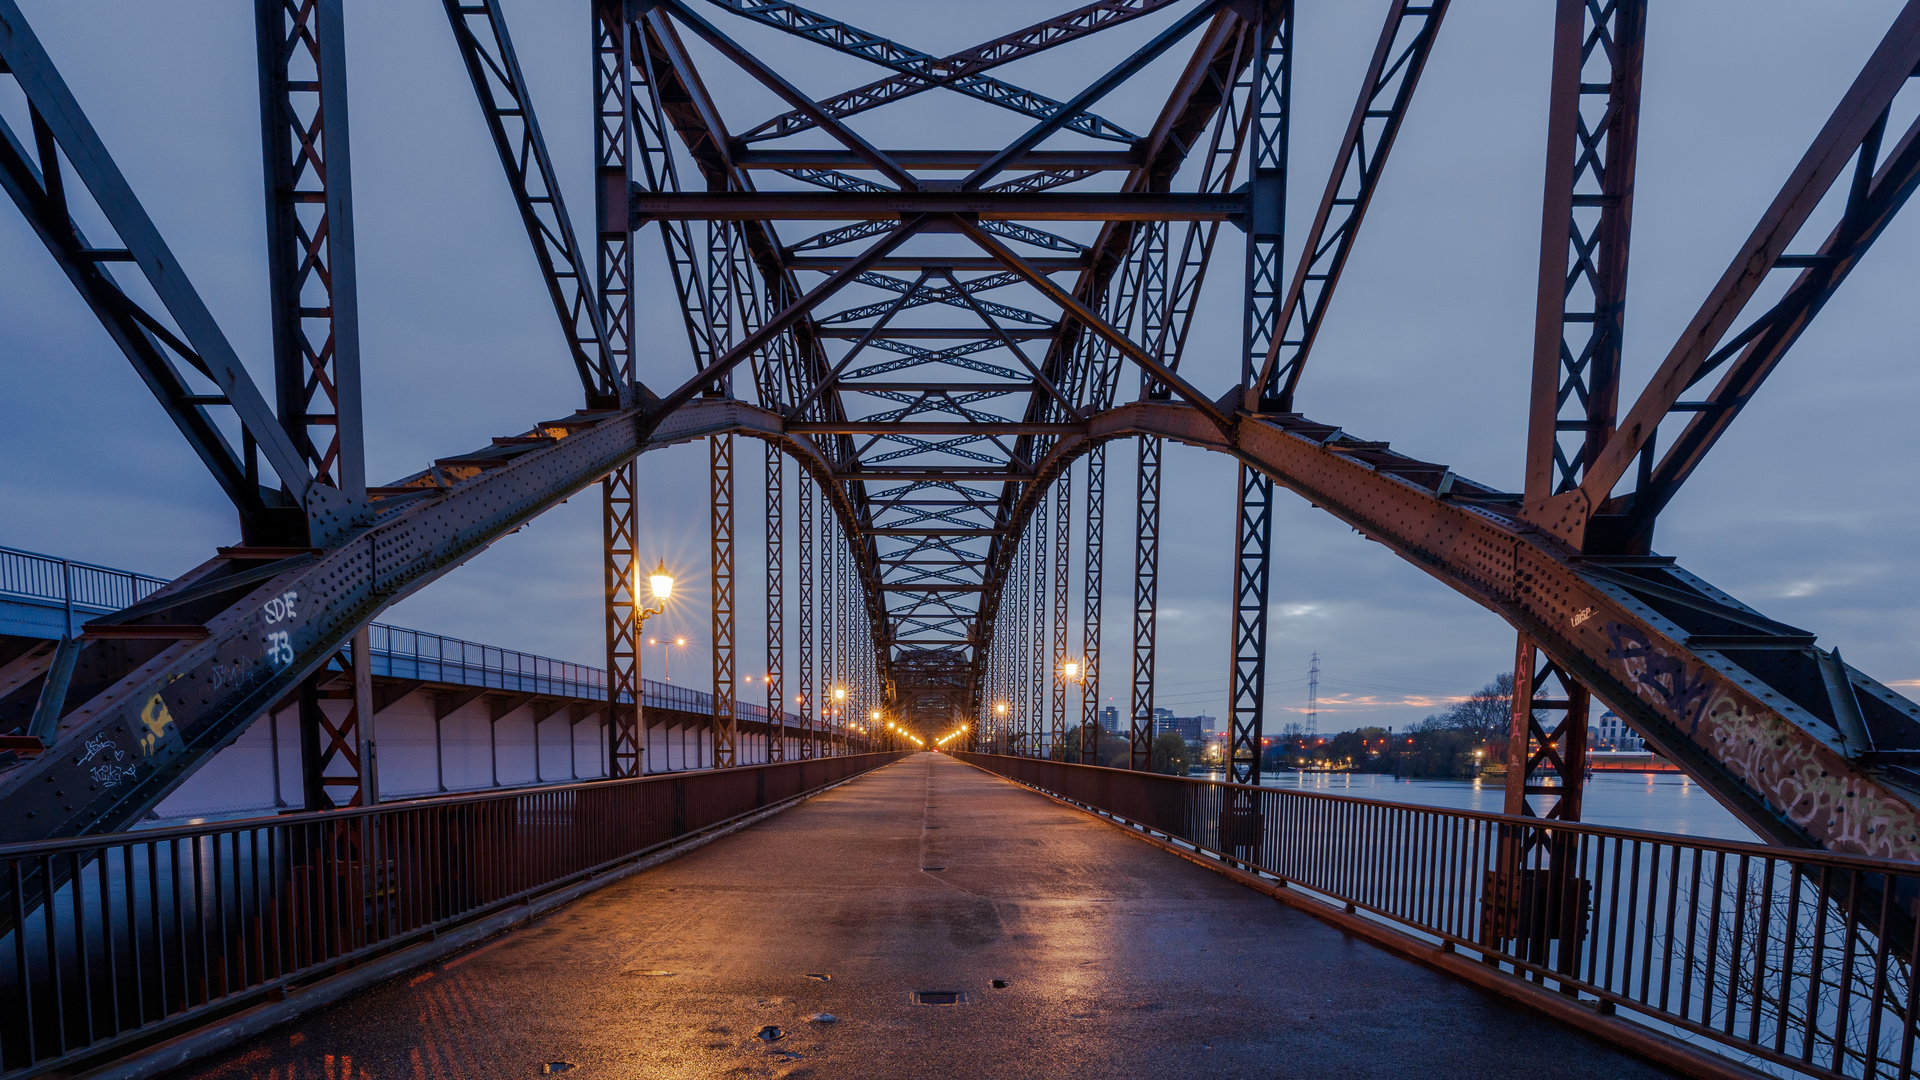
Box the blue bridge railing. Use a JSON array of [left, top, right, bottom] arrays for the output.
[[2, 544, 804, 726]]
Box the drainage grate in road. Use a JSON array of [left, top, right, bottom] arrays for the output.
[[990, 979, 1009, 989], [921, 867, 946, 872], [913, 990, 964, 1005]]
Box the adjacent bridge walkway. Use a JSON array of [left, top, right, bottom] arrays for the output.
[[177, 754, 1672, 1079]]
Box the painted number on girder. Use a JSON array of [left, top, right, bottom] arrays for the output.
[[263, 590, 300, 666]]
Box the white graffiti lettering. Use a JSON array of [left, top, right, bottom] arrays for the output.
[[262, 590, 300, 625]]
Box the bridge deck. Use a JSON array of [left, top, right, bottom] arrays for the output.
[[176, 754, 1676, 1079]]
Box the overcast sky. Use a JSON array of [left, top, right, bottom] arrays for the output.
[[3, 0, 1917, 734]]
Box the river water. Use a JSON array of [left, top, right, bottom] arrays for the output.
[[1191, 769, 1758, 844]]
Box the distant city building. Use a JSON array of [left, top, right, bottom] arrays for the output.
[[1592, 712, 1643, 751], [1100, 705, 1120, 732], [1166, 714, 1208, 742]]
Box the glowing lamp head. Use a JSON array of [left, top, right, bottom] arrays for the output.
[[871, 710, 881, 721], [833, 686, 847, 702], [1061, 660, 1080, 681], [995, 702, 1008, 715], [675, 637, 687, 647], [647, 560, 674, 601]]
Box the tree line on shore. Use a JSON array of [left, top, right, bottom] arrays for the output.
[[1047, 673, 1515, 778]]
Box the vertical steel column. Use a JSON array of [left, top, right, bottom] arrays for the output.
[[1016, 528, 1032, 755], [594, 7, 640, 778], [766, 444, 785, 762], [1030, 513, 1047, 757], [1497, 634, 1592, 973], [837, 517, 850, 753], [297, 647, 364, 809], [820, 481, 836, 755], [1048, 472, 1071, 759], [1082, 445, 1104, 763], [797, 470, 815, 757], [1524, 0, 1646, 517], [1503, 636, 1591, 823], [1229, 6, 1290, 790], [711, 434, 738, 768], [1131, 435, 1161, 770], [352, 626, 377, 804], [256, 0, 364, 508], [1227, 463, 1273, 787]]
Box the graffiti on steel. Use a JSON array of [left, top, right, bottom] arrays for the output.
[[1604, 620, 1920, 860]]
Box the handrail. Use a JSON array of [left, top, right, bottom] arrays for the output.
[[956, 752, 1920, 1080]]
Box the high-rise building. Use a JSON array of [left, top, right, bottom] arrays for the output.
[[1100, 705, 1120, 732]]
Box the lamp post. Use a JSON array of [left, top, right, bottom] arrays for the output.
[[633, 561, 674, 774], [830, 686, 847, 755], [1059, 659, 1084, 762], [647, 635, 690, 684]]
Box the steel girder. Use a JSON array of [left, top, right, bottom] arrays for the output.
[[0, 0, 351, 545], [953, 400, 1920, 860], [1526, 2, 1920, 553], [258, 0, 366, 500], [0, 399, 851, 842], [1521, 0, 1642, 503], [1254, 0, 1452, 411], [443, 0, 620, 405]]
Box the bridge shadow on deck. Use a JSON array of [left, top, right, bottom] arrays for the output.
[[174, 753, 1675, 1080]]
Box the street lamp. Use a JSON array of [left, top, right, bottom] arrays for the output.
[[828, 686, 847, 755], [630, 561, 673, 775], [646, 635, 690, 684], [1058, 658, 1084, 762]]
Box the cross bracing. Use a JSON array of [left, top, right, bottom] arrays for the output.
[[0, 0, 1918, 893]]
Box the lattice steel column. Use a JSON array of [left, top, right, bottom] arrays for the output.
[[1131, 435, 1161, 770], [1050, 471, 1072, 759], [594, 6, 640, 778], [297, 639, 370, 809], [1228, 463, 1273, 787], [1525, 0, 1645, 512], [256, 0, 364, 510], [820, 480, 836, 755], [711, 434, 737, 768], [1492, 634, 1593, 974], [1504, 635, 1591, 823], [837, 519, 849, 752], [1082, 444, 1104, 763], [766, 444, 785, 762], [1229, 5, 1290, 792], [797, 470, 814, 758]]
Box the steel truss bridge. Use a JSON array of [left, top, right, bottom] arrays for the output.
[[6, 0, 1920, 1071]]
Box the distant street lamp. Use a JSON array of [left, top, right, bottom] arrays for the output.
[[647, 635, 690, 684]]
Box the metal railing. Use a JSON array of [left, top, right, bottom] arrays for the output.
[[0, 546, 167, 617], [365, 625, 803, 726], [0, 752, 909, 1076], [1, 544, 812, 728], [955, 752, 1920, 1080]]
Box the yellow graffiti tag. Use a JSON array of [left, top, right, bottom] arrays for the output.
[[138, 693, 174, 756]]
